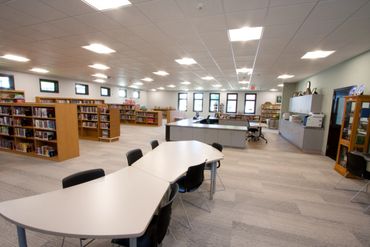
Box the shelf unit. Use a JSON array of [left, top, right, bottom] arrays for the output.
[[35, 96, 104, 104], [0, 103, 79, 161], [334, 95, 370, 176], [78, 104, 120, 141], [109, 103, 138, 124], [136, 110, 162, 126], [219, 113, 261, 122], [261, 102, 281, 123], [0, 90, 25, 103]]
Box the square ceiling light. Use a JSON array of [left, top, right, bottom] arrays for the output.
[[92, 73, 108, 79], [277, 74, 294, 79], [301, 50, 335, 59], [175, 57, 197, 65], [201, 76, 214, 80], [88, 64, 110, 70], [228, 27, 263, 42], [81, 0, 131, 11], [1, 54, 30, 62], [30, 67, 49, 74], [153, 71, 169, 76], [141, 77, 153, 82], [82, 44, 116, 54], [236, 67, 253, 74]]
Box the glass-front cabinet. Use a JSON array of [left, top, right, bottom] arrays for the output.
[[335, 95, 370, 175]]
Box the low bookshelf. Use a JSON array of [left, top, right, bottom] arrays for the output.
[[136, 110, 162, 126], [109, 103, 137, 124], [36, 96, 104, 104], [0, 90, 25, 103], [0, 103, 79, 161]]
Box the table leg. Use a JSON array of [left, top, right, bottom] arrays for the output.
[[16, 226, 27, 247], [210, 162, 217, 200], [129, 237, 137, 247]]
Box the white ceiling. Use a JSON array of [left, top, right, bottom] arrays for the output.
[[0, 0, 369, 91]]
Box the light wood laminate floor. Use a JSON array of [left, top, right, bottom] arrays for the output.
[[1, 124, 370, 247]]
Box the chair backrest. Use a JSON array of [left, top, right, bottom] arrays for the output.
[[62, 169, 105, 189], [212, 142, 223, 152], [126, 148, 143, 166], [246, 119, 251, 129], [156, 183, 178, 244], [347, 152, 367, 177], [183, 162, 206, 192], [150, 140, 159, 150]]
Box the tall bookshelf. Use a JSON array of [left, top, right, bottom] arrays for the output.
[[136, 110, 162, 126], [78, 104, 120, 141], [261, 102, 281, 123], [0, 90, 25, 103], [0, 103, 79, 161], [35, 96, 104, 104]]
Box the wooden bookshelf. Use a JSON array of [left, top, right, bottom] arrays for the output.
[[35, 96, 104, 105], [0, 90, 25, 103], [0, 103, 79, 161], [261, 102, 281, 123], [109, 103, 138, 124], [136, 110, 162, 126], [78, 104, 120, 141]]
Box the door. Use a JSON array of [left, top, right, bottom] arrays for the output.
[[325, 86, 355, 160]]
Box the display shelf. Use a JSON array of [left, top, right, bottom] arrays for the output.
[[335, 95, 370, 175], [35, 96, 104, 105], [0, 103, 79, 161], [0, 90, 25, 103], [135, 110, 162, 126], [261, 102, 281, 123]]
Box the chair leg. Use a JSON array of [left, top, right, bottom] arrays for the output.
[[350, 181, 370, 203], [178, 195, 192, 230], [182, 190, 211, 213], [217, 173, 226, 192], [61, 237, 65, 247], [168, 228, 177, 241]]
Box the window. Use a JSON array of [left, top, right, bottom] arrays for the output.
[[75, 83, 89, 95], [0, 73, 15, 90], [244, 93, 257, 114], [226, 93, 238, 113], [178, 93, 188, 111], [118, 88, 127, 98], [39, 79, 59, 93], [209, 93, 220, 112], [133, 90, 140, 99], [193, 93, 203, 112], [100, 87, 110, 97]]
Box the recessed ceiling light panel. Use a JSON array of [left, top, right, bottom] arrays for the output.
[[92, 73, 108, 79], [277, 74, 294, 79], [141, 77, 153, 82], [30, 67, 49, 74], [239, 80, 250, 84], [212, 84, 222, 88], [301, 50, 335, 59], [157, 87, 165, 90], [228, 26, 263, 42], [181, 81, 191, 85], [88, 63, 110, 70], [1, 54, 30, 62], [167, 84, 176, 88], [175, 57, 197, 65], [94, 79, 106, 83], [82, 43, 116, 54], [151, 89, 157, 92], [153, 70, 169, 76], [81, 0, 131, 11], [236, 67, 253, 74], [270, 88, 278, 92], [277, 84, 284, 87], [201, 76, 214, 80], [133, 82, 143, 86]]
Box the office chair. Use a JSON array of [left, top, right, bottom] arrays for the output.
[[340, 152, 370, 204], [61, 168, 105, 247], [246, 120, 267, 143], [176, 161, 209, 229], [112, 183, 179, 247], [126, 148, 143, 166], [205, 143, 225, 191], [150, 140, 159, 150]]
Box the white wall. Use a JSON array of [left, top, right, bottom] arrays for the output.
[[146, 91, 282, 118], [0, 70, 147, 105]]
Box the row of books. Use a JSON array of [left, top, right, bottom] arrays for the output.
[[0, 106, 11, 115], [35, 130, 56, 141], [100, 108, 109, 114], [14, 128, 33, 137], [79, 114, 98, 121], [33, 108, 55, 118], [100, 115, 109, 122], [15, 142, 34, 153], [100, 123, 110, 129], [79, 106, 97, 113], [13, 118, 32, 127], [13, 107, 32, 116], [82, 122, 98, 128], [35, 145, 57, 157], [0, 117, 12, 125], [0, 126, 10, 135], [34, 120, 56, 130], [0, 138, 13, 149], [101, 129, 109, 138]]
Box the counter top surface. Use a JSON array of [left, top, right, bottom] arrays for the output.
[[167, 118, 250, 131]]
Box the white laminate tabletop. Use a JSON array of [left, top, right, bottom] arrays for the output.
[[133, 140, 224, 182], [0, 166, 169, 239]]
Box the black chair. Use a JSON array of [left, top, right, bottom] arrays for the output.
[[176, 161, 209, 229], [334, 152, 370, 205], [126, 148, 143, 166], [112, 183, 179, 247], [246, 120, 267, 143], [150, 140, 159, 150], [205, 143, 225, 191], [61, 169, 105, 247]]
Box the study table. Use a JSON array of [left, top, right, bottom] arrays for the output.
[[0, 141, 224, 247], [133, 140, 224, 200]]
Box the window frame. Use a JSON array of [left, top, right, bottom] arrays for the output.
[[193, 92, 204, 112], [39, 79, 59, 93], [0, 73, 15, 90], [75, 83, 89, 95], [178, 93, 188, 112], [132, 90, 140, 99], [118, 88, 127, 98], [226, 93, 238, 113], [244, 93, 257, 114], [100, 86, 111, 97], [209, 93, 220, 112]]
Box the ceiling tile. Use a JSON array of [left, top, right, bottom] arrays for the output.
[[223, 0, 269, 13], [265, 3, 315, 25], [136, 0, 185, 22], [175, 0, 224, 17], [40, 0, 95, 16], [308, 0, 368, 21], [225, 8, 266, 28]]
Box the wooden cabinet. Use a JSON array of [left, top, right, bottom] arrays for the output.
[[289, 95, 322, 114], [335, 95, 370, 175], [0, 103, 79, 161], [136, 110, 162, 126], [261, 102, 281, 123], [99, 106, 120, 142], [0, 90, 25, 103]]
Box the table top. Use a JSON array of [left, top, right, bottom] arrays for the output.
[[0, 167, 169, 239], [134, 140, 224, 182]]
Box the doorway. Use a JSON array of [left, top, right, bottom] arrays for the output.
[[325, 86, 355, 160]]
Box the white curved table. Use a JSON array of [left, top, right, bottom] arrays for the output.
[[133, 140, 224, 199], [0, 140, 224, 247]]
